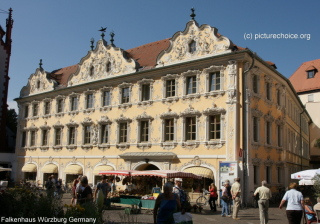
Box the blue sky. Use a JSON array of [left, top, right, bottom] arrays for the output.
[[1, 0, 319, 112]]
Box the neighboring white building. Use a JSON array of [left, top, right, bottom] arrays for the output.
[[289, 59, 320, 168]]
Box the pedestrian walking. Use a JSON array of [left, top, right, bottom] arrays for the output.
[[94, 175, 109, 210], [76, 176, 93, 205], [304, 197, 317, 222], [221, 180, 231, 217], [254, 180, 272, 224], [208, 183, 218, 211], [231, 177, 241, 220], [279, 182, 304, 224], [154, 182, 182, 224], [173, 178, 187, 211]]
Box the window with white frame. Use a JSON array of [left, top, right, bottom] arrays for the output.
[[166, 80, 176, 98], [140, 121, 149, 142], [141, 84, 150, 101], [186, 76, 197, 95], [86, 94, 94, 109], [119, 122, 128, 143], [209, 72, 221, 91], [307, 70, 315, 79], [32, 103, 39, 117], [68, 127, 76, 145], [55, 128, 62, 146], [83, 125, 91, 145], [106, 61, 111, 73], [118, 83, 132, 106], [57, 98, 63, 113], [122, 88, 130, 104], [308, 94, 314, 102], [185, 117, 196, 141], [71, 96, 78, 111], [42, 129, 48, 146], [30, 130, 36, 146], [209, 115, 221, 140], [276, 89, 281, 106], [100, 124, 109, 144], [164, 119, 174, 142], [44, 101, 50, 115], [102, 91, 111, 106]]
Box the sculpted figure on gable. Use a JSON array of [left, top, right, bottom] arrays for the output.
[[156, 20, 232, 67], [20, 68, 57, 97], [68, 40, 137, 86]]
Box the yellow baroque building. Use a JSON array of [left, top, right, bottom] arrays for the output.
[[14, 17, 311, 202]]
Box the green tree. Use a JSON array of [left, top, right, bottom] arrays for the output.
[[6, 108, 17, 133]]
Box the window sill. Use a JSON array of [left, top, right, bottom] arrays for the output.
[[98, 144, 110, 150], [83, 108, 95, 114], [100, 106, 112, 112], [182, 141, 199, 150], [53, 146, 63, 151], [68, 110, 79, 116], [137, 100, 153, 106], [55, 113, 64, 118], [66, 145, 77, 151], [40, 146, 49, 151], [182, 93, 201, 100], [162, 97, 179, 103], [160, 142, 177, 150], [118, 103, 132, 109], [205, 141, 224, 149], [204, 91, 225, 98], [81, 144, 93, 151], [137, 143, 152, 150], [116, 143, 130, 151], [42, 115, 51, 119]]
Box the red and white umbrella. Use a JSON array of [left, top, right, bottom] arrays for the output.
[[98, 170, 132, 176], [291, 169, 320, 180], [130, 170, 202, 179]]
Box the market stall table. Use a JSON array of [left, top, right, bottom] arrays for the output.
[[140, 199, 156, 214]]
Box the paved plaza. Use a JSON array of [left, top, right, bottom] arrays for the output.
[[102, 206, 289, 224]]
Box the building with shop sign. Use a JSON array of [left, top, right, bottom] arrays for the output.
[[14, 11, 311, 202]]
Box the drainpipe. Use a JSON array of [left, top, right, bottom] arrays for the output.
[[300, 107, 305, 171], [242, 53, 255, 206]]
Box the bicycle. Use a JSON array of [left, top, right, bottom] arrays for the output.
[[196, 188, 210, 206]]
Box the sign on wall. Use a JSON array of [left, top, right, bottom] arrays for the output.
[[219, 161, 238, 188]]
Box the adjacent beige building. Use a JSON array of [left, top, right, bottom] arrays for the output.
[[14, 16, 311, 202]]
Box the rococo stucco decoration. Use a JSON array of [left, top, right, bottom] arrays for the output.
[[68, 40, 137, 86], [20, 68, 57, 97], [156, 20, 232, 67]]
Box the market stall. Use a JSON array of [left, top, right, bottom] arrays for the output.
[[99, 169, 201, 212]]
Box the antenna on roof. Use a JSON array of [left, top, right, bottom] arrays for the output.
[[110, 31, 115, 46], [90, 38, 94, 51], [98, 27, 107, 40], [39, 59, 43, 69], [190, 7, 196, 20]]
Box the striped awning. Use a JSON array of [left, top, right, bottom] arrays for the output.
[[41, 164, 58, 173], [22, 163, 37, 172], [93, 165, 114, 175], [64, 165, 83, 175], [183, 166, 214, 179]]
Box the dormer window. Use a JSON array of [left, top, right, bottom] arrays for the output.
[[37, 80, 41, 89], [307, 70, 315, 79], [106, 61, 111, 73], [90, 66, 94, 76], [189, 40, 196, 54]]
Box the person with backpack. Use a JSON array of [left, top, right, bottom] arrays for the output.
[[94, 175, 109, 210], [172, 178, 186, 210], [209, 183, 218, 211]]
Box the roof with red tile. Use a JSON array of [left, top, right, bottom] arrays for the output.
[[48, 38, 249, 86], [126, 38, 171, 70], [289, 59, 320, 93]]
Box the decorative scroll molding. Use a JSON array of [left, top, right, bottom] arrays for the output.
[[68, 39, 136, 86], [181, 156, 211, 167], [160, 142, 178, 150], [81, 117, 94, 126], [251, 108, 263, 117], [20, 67, 57, 97], [203, 105, 226, 115], [252, 156, 262, 166], [115, 115, 132, 123], [181, 141, 200, 150], [180, 105, 201, 117], [160, 109, 179, 119], [53, 121, 64, 129], [264, 157, 274, 166], [156, 20, 232, 67], [205, 141, 224, 149], [136, 112, 154, 121], [97, 116, 112, 124], [275, 117, 285, 126], [66, 119, 79, 127]]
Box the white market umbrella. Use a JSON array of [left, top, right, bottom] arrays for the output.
[[299, 179, 315, 185], [291, 169, 320, 180]]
